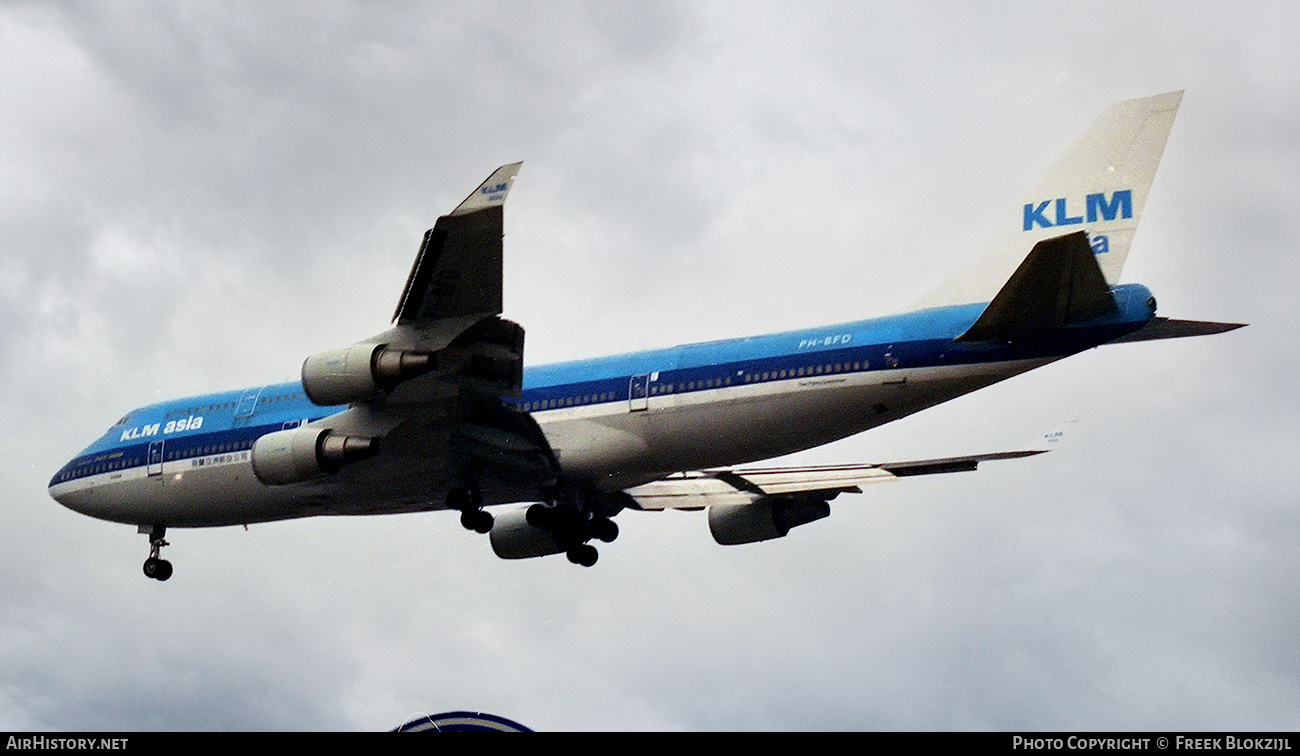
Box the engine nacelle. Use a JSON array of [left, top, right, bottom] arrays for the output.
[[301, 342, 433, 406], [489, 505, 565, 560], [251, 427, 379, 485], [708, 495, 831, 546]]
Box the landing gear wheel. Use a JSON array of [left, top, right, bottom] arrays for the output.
[[143, 557, 173, 581], [526, 502, 554, 529], [591, 518, 619, 543], [460, 508, 494, 534], [449, 484, 493, 533], [140, 525, 172, 581], [566, 543, 598, 567]]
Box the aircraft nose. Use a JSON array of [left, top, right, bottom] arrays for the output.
[[48, 475, 112, 522], [48, 463, 93, 516], [48, 469, 77, 508], [50, 485, 73, 508], [48, 458, 151, 525]]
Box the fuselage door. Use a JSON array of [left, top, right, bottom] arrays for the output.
[[233, 386, 263, 426], [629, 374, 650, 412], [147, 440, 165, 477]]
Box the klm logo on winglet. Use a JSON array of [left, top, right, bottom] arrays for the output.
[[1023, 190, 1133, 231]]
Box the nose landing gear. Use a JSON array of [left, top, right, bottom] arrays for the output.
[[139, 524, 173, 581]]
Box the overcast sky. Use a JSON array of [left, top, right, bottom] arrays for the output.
[[2, 0, 1297, 732]]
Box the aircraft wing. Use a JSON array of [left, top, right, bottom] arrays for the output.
[[623, 423, 1072, 511], [289, 163, 562, 505], [393, 162, 522, 325]]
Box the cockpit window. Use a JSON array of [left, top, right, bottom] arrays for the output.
[[112, 415, 131, 427]]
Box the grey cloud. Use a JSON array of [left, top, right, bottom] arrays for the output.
[[2, 0, 1296, 731]]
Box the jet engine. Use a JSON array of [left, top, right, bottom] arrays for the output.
[[301, 342, 433, 406], [488, 505, 565, 560], [251, 426, 379, 485], [707, 495, 831, 545]]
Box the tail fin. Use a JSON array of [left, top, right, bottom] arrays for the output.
[[915, 91, 1184, 310]]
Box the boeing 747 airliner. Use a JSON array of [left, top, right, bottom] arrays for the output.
[[49, 91, 1243, 579]]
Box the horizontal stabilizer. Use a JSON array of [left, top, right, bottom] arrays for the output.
[[959, 230, 1116, 342], [1106, 317, 1246, 344]]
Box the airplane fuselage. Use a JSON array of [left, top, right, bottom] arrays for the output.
[[48, 282, 1157, 529], [49, 93, 1246, 577]]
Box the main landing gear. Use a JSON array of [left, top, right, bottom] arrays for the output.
[[444, 470, 627, 568], [447, 483, 494, 534], [526, 491, 624, 567], [139, 524, 173, 581]]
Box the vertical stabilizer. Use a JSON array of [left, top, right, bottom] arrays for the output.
[[915, 91, 1183, 310]]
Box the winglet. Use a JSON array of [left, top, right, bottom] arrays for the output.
[[1025, 420, 1076, 453], [449, 162, 522, 216], [392, 164, 522, 324]]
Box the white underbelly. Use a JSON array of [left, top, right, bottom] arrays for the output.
[[535, 357, 1053, 489]]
